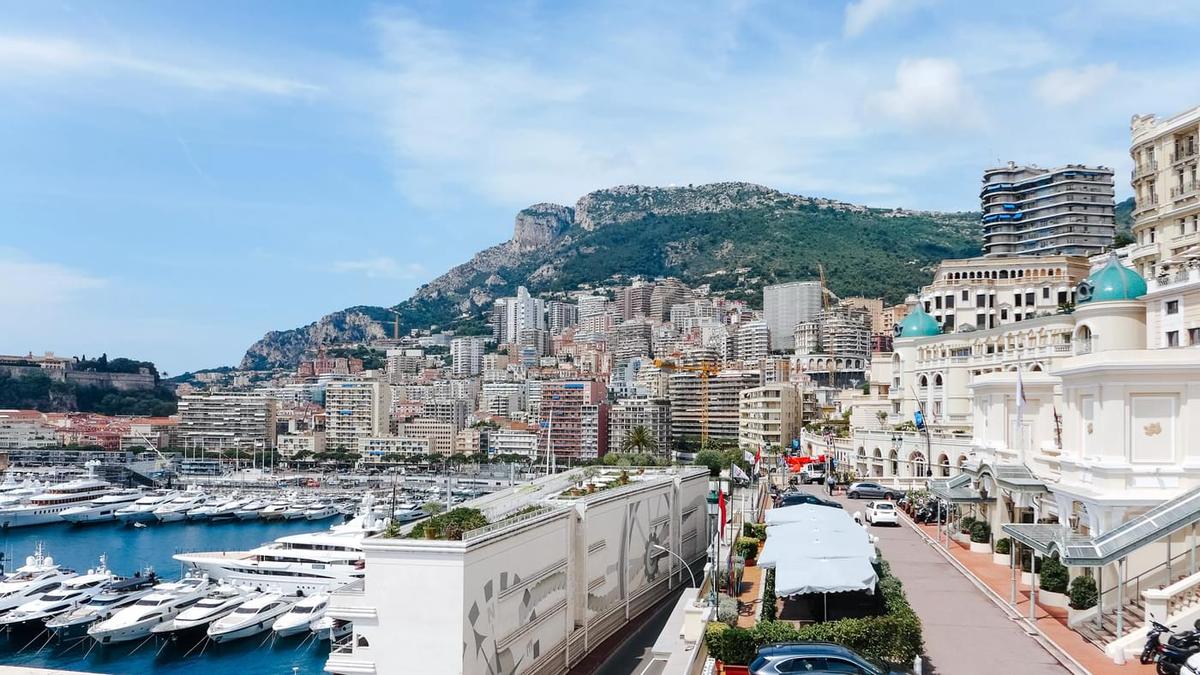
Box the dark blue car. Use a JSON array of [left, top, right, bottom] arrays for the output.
[[750, 642, 909, 674]]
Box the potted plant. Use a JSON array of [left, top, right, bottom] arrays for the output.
[[1019, 548, 1034, 585], [1038, 554, 1070, 608], [954, 516, 976, 543], [1067, 575, 1099, 627], [992, 537, 1011, 566], [736, 536, 760, 566], [969, 520, 992, 554]]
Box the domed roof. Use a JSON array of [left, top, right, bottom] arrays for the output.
[[895, 305, 941, 338], [1078, 254, 1147, 304]]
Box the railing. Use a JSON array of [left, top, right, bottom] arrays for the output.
[[1137, 549, 1200, 625], [335, 578, 365, 595], [1171, 147, 1198, 164], [1074, 337, 1097, 356], [1170, 182, 1200, 200], [331, 634, 355, 654], [1132, 161, 1159, 180], [1153, 265, 1200, 290]]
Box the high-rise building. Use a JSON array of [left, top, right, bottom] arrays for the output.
[[577, 294, 609, 319], [614, 319, 652, 370], [539, 380, 607, 460], [450, 337, 486, 378], [580, 404, 609, 459], [668, 370, 760, 443], [324, 378, 392, 452], [738, 384, 805, 451], [649, 278, 693, 322], [425, 398, 469, 432], [546, 301, 579, 334], [1129, 106, 1200, 279], [980, 162, 1116, 257], [734, 320, 770, 362], [616, 281, 654, 320], [840, 297, 885, 334], [763, 281, 823, 350], [608, 398, 671, 456], [395, 419, 456, 456], [500, 286, 545, 344], [178, 393, 277, 452]]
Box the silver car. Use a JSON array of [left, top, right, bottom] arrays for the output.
[[846, 481, 900, 501]]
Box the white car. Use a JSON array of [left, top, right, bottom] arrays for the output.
[[864, 500, 899, 526]]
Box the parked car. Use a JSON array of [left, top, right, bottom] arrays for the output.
[[798, 462, 827, 485], [750, 642, 908, 674], [776, 492, 843, 510], [846, 482, 900, 501], [864, 501, 899, 526]]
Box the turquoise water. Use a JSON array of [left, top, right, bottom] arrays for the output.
[[0, 518, 333, 674]]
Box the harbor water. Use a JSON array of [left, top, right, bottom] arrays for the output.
[[0, 518, 332, 674]]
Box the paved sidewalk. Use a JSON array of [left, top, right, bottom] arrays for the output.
[[832, 494, 1070, 674]]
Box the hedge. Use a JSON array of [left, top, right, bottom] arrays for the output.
[[1069, 575, 1098, 610], [706, 556, 923, 666], [760, 568, 777, 621], [994, 537, 1011, 555], [969, 520, 991, 544], [743, 522, 767, 540], [1039, 554, 1068, 594]]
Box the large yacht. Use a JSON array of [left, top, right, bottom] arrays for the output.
[[45, 571, 159, 640], [0, 544, 77, 613], [153, 489, 209, 523], [150, 584, 257, 641], [115, 491, 178, 524], [206, 592, 293, 643], [0, 475, 113, 528], [173, 497, 387, 596], [61, 491, 144, 524], [87, 573, 211, 644], [0, 556, 116, 629]]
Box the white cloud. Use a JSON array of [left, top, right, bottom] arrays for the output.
[[1034, 64, 1118, 106], [332, 257, 425, 280], [0, 248, 106, 311], [0, 35, 320, 96], [870, 58, 983, 130], [844, 0, 909, 37]]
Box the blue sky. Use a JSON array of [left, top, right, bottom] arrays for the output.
[[2, 0, 1198, 374]]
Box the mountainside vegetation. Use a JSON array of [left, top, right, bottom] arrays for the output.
[[0, 371, 177, 416], [243, 182, 981, 369]]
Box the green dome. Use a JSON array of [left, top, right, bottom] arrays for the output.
[[1078, 254, 1147, 304], [895, 305, 941, 338]]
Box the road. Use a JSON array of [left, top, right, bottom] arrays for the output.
[[827, 490, 1070, 675]]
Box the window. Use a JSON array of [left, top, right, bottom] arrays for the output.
[[943, 315, 955, 331], [945, 295, 955, 308], [1015, 293, 1022, 307], [1166, 300, 1180, 315], [777, 657, 825, 673], [1025, 292, 1036, 306], [1190, 328, 1200, 346], [924, 301, 931, 313], [824, 660, 867, 674], [1058, 290, 1068, 305], [1001, 308, 1009, 320], [962, 290, 969, 301], [976, 314, 986, 329], [1043, 287, 1050, 299], [1167, 331, 1180, 347], [934, 296, 942, 310], [976, 294, 986, 308]]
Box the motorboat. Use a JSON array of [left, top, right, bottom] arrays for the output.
[[271, 592, 328, 638], [174, 496, 387, 595], [282, 501, 310, 520], [87, 574, 211, 644], [304, 503, 338, 521], [208, 498, 248, 522], [61, 491, 144, 524], [115, 491, 178, 524], [153, 490, 209, 523], [258, 501, 290, 521], [0, 544, 77, 614], [235, 499, 268, 520], [206, 592, 293, 643], [45, 571, 159, 640], [0, 474, 114, 528], [0, 556, 116, 630], [309, 616, 352, 641], [151, 585, 257, 640]]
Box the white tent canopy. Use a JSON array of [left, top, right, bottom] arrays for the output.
[[757, 504, 878, 596]]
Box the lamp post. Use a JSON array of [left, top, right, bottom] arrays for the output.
[[651, 544, 698, 595], [706, 489, 720, 608]]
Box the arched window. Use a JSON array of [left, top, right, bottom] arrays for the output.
[[934, 373, 944, 386], [918, 375, 928, 388]]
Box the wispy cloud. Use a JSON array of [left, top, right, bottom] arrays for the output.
[[1034, 64, 1118, 106], [0, 35, 320, 96], [869, 58, 983, 130], [844, 0, 915, 37], [0, 248, 106, 311], [332, 257, 425, 280]]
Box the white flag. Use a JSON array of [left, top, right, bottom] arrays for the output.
[[743, 449, 755, 464], [732, 464, 750, 482]]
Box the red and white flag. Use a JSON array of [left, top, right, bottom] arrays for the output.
[[718, 489, 727, 542]]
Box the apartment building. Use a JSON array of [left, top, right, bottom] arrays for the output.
[[539, 380, 607, 460], [668, 370, 760, 442], [733, 320, 770, 362], [738, 384, 805, 451], [395, 419, 455, 456], [324, 378, 392, 451], [616, 280, 654, 320], [0, 412, 56, 450], [424, 397, 469, 432], [481, 382, 526, 417], [546, 301, 578, 334], [841, 296, 886, 334], [980, 162, 1116, 257], [763, 280, 823, 350], [487, 428, 540, 458], [608, 398, 671, 455], [357, 436, 433, 460], [613, 319, 652, 370], [1129, 106, 1200, 280], [276, 431, 325, 458], [579, 404, 609, 459], [915, 255, 1091, 333], [450, 337, 486, 378], [880, 304, 911, 338], [649, 277, 693, 321], [177, 393, 277, 452]]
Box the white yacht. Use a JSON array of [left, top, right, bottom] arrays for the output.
[[235, 499, 268, 520], [153, 490, 209, 523], [271, 592, 328, 637], [61, 491, 144, 524], [282, 501, 310, 520], [45, 571, 159, 640], [0, 545, 77, 613], [208, 498, 248, 522], [0, 556, 116, 629], [173, 497, 386, 595], [206, 592, 293, 643], [304, 503, 338, 521], [151, 585, 257, 640], [116, 491, 178, 524], [309, 615, 352, 641], [87, 574, 211, 644], [258, 500, 290, 521], [0, 476, 113, 528]]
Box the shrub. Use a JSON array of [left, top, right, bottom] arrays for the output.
[[743, 522, 767, 540], [958, 515, 977, 534], [1069, 575, 1098, 610], [994, 537, 1011, 555], [736, 536, 761, 560], [405, 507, 488, 540], [970, 520, 991, 544], [1019, 547, 1034, 573], [760, 568, 777, 621], [1039, 554, 1069, 594], [718, 560, 745, 594], [717, 594, 739, 626], [704, 623, 756, 665]]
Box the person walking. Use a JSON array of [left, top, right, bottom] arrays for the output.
[[826, 473, 836, 496]]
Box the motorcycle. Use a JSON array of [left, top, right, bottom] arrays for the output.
[[1145, 620, 1200, 675]]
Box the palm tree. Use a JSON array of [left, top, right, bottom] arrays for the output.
[[621, 426, 658, 454], [876, 410, 889, 429]]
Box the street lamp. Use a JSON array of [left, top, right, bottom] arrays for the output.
[[706, 489, 720, 608], [651, 544, 698, 596]]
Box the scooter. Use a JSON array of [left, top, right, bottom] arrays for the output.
[[1145, 620, 1200, 675]]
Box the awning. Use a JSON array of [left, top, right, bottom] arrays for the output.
[[773, 555, 879, 596], [766, 503, 860, 527], [928, 473, 986, 503], [965, 461, 1047, 493], [758, 505, 878, 595]]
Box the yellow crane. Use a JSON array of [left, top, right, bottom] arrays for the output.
[[654, 358, 721, 445]]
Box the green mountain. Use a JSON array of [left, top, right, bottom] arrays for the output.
[[242, 182, 981, 369]]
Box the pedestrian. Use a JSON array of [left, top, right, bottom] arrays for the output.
[[826, 473, 835, 496]]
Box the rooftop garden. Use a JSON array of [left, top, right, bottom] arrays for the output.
[[553, 467, 637, 499], [381, 507, 489, 540]]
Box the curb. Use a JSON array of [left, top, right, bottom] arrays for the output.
[[898, 511, 1092, 675]]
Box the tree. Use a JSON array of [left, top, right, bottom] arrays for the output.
[[620, 425, 658, 454], [422, 501, 446, 516], [875, 410, 889, 429], [694, 449, 726, 476]]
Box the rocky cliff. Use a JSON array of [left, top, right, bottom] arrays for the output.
[[241, 182, 980, 369]]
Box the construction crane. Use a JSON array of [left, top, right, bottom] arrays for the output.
[[654, 358, 721, 446], [385, 309, 401, 340]]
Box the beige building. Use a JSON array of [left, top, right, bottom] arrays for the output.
[[841, 297, 885, 334], [668, 370, 761, 443], [1129, 106, 1200, 280], [880, 304, 911, 337], [178, 393, 277, 452], [738, 384, 805, 451], [358, 436, 433, 460], [396, 419, 456, 456], [324, 377, 392, 452], [607, 398, 671, 455], [277, 431, 325, 458]]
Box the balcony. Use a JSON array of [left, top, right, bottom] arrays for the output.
[[1132, 161, 1159, 181], [1151, 264, 1200, 292], [1134, 194, 1161, 216], [1128, 240, 1160, 262], [1172, 147, 1198, 165], [1074, 336, 1097, 356], [1170, 181, 1200, 201]]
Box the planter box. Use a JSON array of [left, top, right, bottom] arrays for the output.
[[1039, 590, 1069, 609], [969, 541, 992, 554], [744, 558, 757, 567], [1021, 571, 1033, 586], [952, 532, 970, 544], [992, 552, 1011, 566], [1067, 605, 1098, 628]]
